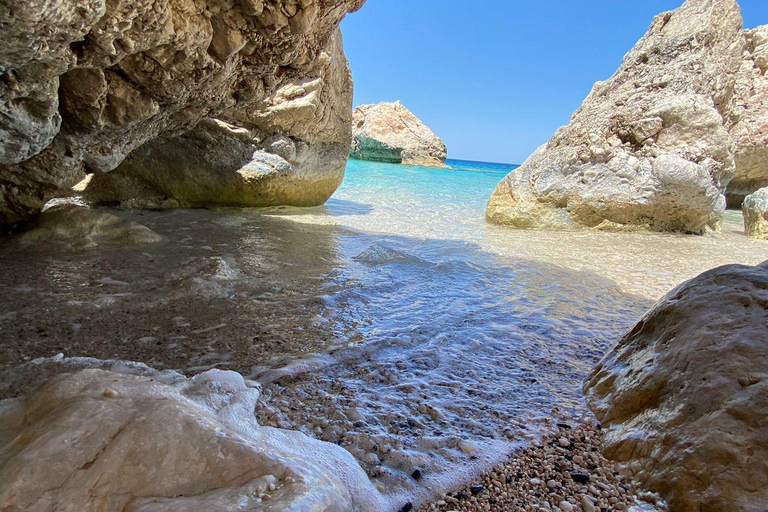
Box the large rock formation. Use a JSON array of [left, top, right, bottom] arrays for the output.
[[0, 367, 387, 511], [82, 29, 352, 208], [726, 25, 768, 206], [350, 101, 448, 168], [584, 261, 768, 512], [743, 187, 768, 238], [487, 0, 750, 233], [0, 0, 365, 224]]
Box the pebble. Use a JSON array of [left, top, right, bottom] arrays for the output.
[[103, 388, 118, 398], [418, 423, 649, 512]]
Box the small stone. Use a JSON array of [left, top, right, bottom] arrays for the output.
[[581, 495, 596, 512], [398, 503, 413, 512], [470, 485, 484, 495], [558, 437, 570, 447], [571, 473, 590, 484], [103, 389, 118, 398], [411, 469, 423, 481], [547, 479, 559, 489], [559, 501, 574, 512]]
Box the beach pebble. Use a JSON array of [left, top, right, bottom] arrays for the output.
[[103, 388, 118, 398], [558, 501, 573, 512]]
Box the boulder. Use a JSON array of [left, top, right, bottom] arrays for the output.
[[0, 0, 365, 224], [726, 25, 768, 206], [350, 101, 448, 168], [487, 0, 745, 233], [82, 29, 352, 209], [13, 204, 162, 249], [584, 261, 768, 512], [0, 367, 387, 511], [743, 187, 768, 239]]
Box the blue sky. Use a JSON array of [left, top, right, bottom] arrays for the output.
[[341, 1, 768, 164]]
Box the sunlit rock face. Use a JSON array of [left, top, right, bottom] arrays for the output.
[[726, 25, 768, 206], [0, 367, 387, 511], [743, 187, 768, 238], [82, 28, 352, 209], [350, 101, 448, 168], [584, 261, 768, 512], [488, 0, 746, 233], [0, 0, 364, 224]]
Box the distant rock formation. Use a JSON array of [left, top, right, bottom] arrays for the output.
[[743, 187, 768, 238], [488, 0, 762, 233], [727, 25, 768, 206], [83, 29, 352, 209], [350, 101, 448, 168], [584, 260, 768, 512], [0, 0, 365, 225], [0, 366, 387, 511]]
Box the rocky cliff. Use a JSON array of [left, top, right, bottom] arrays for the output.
[[0, 0, 365, 225], [487, 0, 763, 233], [727, 25, 768, 206], [350, 101, 448, 168]]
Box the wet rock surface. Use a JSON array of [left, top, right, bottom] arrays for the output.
[[487, 0, 750, 233], [584, 260, 768, 512], [13, 204, 162, 249], [0, 0, 365, 224], [350, 101, 448, 168], [0, 366, 386, 511]]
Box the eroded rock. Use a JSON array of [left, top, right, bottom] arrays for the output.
[[726, 25, 768, 206], [82, 28, 352, 209], [0, 0, 365, 224], [487, 0, 745, 233], [584, 261, 768, 512], [350, 101, 448, 168], [743, 187, 768, 239], [0, 367, 387, 511]]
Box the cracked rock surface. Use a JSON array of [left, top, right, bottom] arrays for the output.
[[0, 0, 364, 224], [487, 0, 764, 233]]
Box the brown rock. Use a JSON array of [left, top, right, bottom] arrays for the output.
[[584, 260, 768, 512]]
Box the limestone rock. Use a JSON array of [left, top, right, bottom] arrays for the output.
[[488, 0, 745, 233], [726, 25, 768, 206], [0, 367, 387, 511], [743, 187, 768, 238], [14, 204, 162, 249], [584, 261, 768, 512], [0, 0, 365, 224], [83, 29, 352, 209], [350, 101, 448, 168]]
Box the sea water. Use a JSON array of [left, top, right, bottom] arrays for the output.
[[0, 158, 765, 509]]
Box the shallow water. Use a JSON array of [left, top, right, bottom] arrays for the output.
[[0, 158, 766, 509]]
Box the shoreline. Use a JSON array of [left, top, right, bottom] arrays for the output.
[[419, 422, 664, 512]]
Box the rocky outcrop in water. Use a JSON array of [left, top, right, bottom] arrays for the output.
[[743, 187, 768, 238], [726, 25, 768, 206], [0, 0, 364, 225], [0, 366, 386, 511], [584, 260, 768, 512], [82, 29, 352, 209], [350, 101, 448, 167], [487, 0, 754, 233]]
